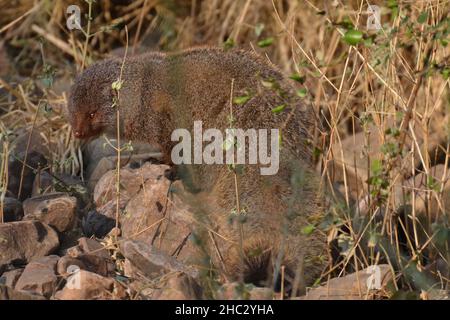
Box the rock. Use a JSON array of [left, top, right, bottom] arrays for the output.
[[0, 284, 46, 300], [0, 221, 59, 268], [107, 227, 121, 238], [217, 282, 273, 300], [2, 197, 24, 222], [95, 197, 129, 219], [78, 237, 110, 259], [82, 210, 116, 238], [331, 122, 446, 203], [54, 270, 115, 300], [72, 238, 115, 277], [23, 193, 77, 232], [0, 269, 23, 288], [122, 176, 195, 262], [84, 136, 161, 189], [7, 129, 50, 201], [15, 255, 59, 298], [396, 164, 450, 218], [32, 171, 85, 197], [31, 170, 53, 195], [145, 273, 203, 300], [8, 150, 47, 201], [120, 240, 197, 279], [66, 245, 83, 258], [93, 162, 170, 207], [301, 264, 393, 300], [56, 256, 86, 276]]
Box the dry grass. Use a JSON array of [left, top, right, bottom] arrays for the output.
[[0, 0, 449, 299]]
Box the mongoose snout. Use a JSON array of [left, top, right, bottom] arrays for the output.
[[68, 47, 328, 291]]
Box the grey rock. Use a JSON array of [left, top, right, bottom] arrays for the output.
[[15, 255, 59, 298], [23, 193, 77, 232], [7, 129, 50, 201], [120, 240, 197, 279], [146, 273, 203, 300], [56, 256, 87, 276], [122, 178, 196, 262], [82, 210, 116, 238], [0, 284, 46, 300], [301, 264, 393, 300], [2, 197, 24, 222], [54, 270, 115, 300], [0, 221, 59, 268], [0, 268, 23, 288]]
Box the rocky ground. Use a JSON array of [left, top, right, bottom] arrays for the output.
[[1, 127, 447, 300]]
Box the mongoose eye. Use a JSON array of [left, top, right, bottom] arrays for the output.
[[89, 112, 95, 119]]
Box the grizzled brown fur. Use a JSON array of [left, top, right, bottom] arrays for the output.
[[68, 47, 328, 291]]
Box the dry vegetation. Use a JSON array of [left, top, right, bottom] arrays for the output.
[[0, 0, 449, 299]]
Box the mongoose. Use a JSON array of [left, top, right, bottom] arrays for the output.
[[68, 47, 328, 292]]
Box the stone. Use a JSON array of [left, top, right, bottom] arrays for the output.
[[32, 170, 85, 197], [66, 245, 83, 258], [7, 150, 47, 201], [7, 129, 50, 201], [0, 268, 23, 288], [331, 121, 446, 203], [1, 197, 24, 222], [301, 264, 393, 300], [75, 238, 114, 277], [56, 256, 86, 276], [54, 270, 115, 300], [78, 237, 110, 258], [31, 170, 53, 195], [84, 136, 161, 189], [147, 273, 203, 300], [217, 282, 273, 300], [395, 164, 450, 218], [15, 255, 59, 298], [121, 178, 196, 262], [95, 197, 129, 219], [82, 210, 116, 238], [23, 193, 77, 232], [120, 240, 197, 279], [0, 221, 59, 268], [0, 284, 46, 300], [93, 162, 170, 207]]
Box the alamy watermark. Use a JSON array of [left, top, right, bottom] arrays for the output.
[[171, 121, 280, 175], [366, 5, 382, 31], [366, 265, 382, 290], [66, 5, 81, 31], [66, 265, 81, 289]]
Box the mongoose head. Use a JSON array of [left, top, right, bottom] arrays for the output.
[[68, 60, 121, 139]]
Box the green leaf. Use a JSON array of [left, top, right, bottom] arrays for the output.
[[257, 37, 274, 48], [343, 29, 363, 45], [370, 159, 383, 176], [255, 23, 265, 37], [223, 37, 235, 50], [289, 73, 306, 83], [296, 88, 308, 98], [111, 80, 123, 91], [418, 11, 428, 24], [233, 95, 251, 105], [301, 224, 316, 235], [442, 67, 450, 80], [271, 104, 286, 114]]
